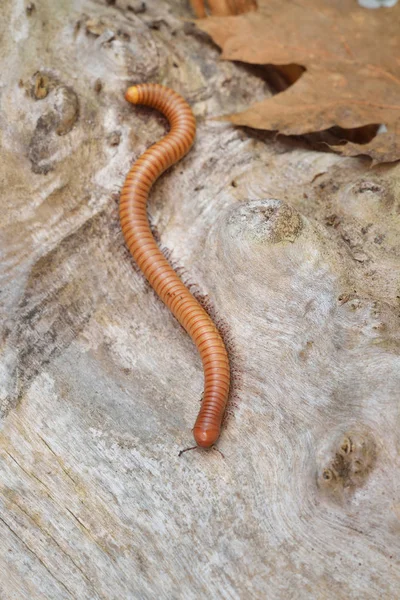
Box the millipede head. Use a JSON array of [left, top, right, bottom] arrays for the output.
[[193, 427, 220, 448]]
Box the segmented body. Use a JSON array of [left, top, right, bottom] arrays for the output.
[[120, 83, 230, 447]]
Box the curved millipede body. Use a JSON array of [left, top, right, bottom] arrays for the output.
[[120, 83, 230, 448]]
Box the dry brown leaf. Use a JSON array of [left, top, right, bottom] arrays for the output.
[[190, 0, 257, 18], [190, 0, 207, 17], [196, 0, 400, 163]]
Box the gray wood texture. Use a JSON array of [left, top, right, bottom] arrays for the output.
[[1, 1, 400, 598]]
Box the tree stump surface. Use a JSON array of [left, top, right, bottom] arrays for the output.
[[1, 1, 400, 598]]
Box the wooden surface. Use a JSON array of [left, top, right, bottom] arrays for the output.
[[1, 1, 400, 598]]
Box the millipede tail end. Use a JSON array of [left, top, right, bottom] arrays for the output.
[[125, 86, 140, 104]]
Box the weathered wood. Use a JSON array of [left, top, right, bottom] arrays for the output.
[[1, 1, 400, 598]]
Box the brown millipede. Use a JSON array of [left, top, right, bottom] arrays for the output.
[[120, 83, 231, 448]]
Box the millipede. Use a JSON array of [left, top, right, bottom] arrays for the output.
[[119, 83, 231, 449]]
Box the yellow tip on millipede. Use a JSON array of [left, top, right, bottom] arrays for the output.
[[125, 86, 140, 104]]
